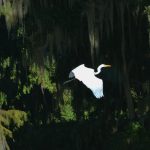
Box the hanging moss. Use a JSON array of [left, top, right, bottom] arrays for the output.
[[0, 0, 29, 31], [144, 5, 150, 45]]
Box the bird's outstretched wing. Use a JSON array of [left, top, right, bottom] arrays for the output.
[[81, 76, 104, 99], [90, 83, 104, 98]]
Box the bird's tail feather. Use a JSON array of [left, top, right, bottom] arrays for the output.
[[92, 89, 104, 99]]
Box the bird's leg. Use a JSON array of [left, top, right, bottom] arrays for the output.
[[63, 78, 75, 85]]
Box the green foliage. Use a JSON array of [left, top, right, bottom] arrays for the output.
[[144, 5, 150, 45], [0, 109, 27, 149], [83, 111, 89, 120], [0, 0, 149, 149], [17, 27, 24, 38], [10, 62, 17, 80], [0, 110, 27, 131], [0, 57, 10, 69], [142, 81, 150, 95], [129, 121, 142, 133], [0, 57, 17, 82], [60, 89, 76, 121], [0, 92, 7, 108], [130, 88, 142, 103], [27, 58, 56, 94], [60, 104, 76, 121], [144, 5, 150, 20]]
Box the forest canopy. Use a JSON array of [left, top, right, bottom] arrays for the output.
[[0, 0, 150, 149]]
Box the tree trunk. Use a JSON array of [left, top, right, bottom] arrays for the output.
[[120, 2, 134, 120], [121, 41, 135, 120]]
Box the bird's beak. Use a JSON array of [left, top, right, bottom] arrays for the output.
[[104, 64, 111, 67]]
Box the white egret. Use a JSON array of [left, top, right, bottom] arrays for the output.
[[66, 64, 111, 99]]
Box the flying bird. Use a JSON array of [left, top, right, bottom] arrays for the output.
[[66, 64, 111, 99]]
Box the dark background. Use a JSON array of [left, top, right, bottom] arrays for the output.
[[0, 0, 150, 149]]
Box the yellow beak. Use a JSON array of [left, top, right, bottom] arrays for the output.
[[104, 64, 111, 67]]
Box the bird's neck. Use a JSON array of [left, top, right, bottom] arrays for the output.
[[94, 66, 102, 75]]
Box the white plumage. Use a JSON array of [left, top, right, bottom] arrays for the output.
[[69, 64, 111, 99]]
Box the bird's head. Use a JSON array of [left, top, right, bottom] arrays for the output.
[[100, 64, 111, 68], [95, 64, 111, 75]]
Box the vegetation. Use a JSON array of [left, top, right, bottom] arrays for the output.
[[0, 0, 150, 149]]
